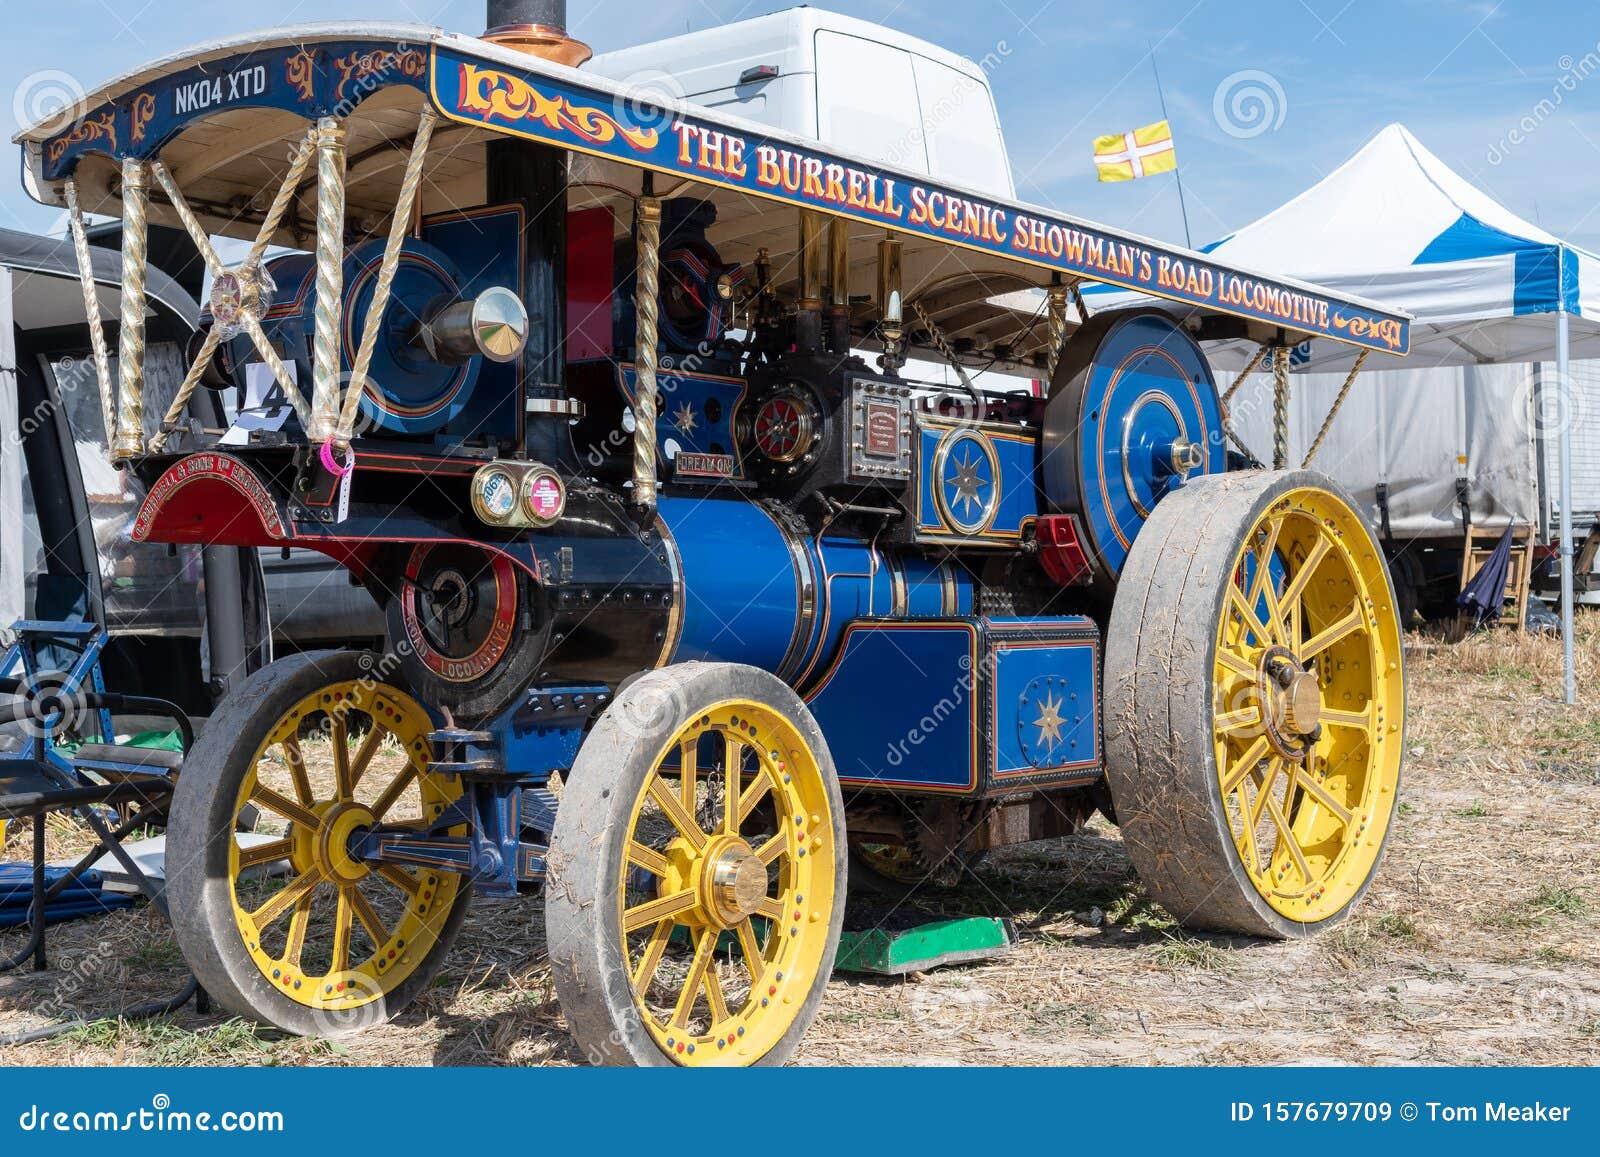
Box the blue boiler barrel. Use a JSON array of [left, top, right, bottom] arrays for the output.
[[656, 497, 972, 688]]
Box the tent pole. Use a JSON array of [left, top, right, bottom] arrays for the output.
[[1556, 285, 1576, 705]]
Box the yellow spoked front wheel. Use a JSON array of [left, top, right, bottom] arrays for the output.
[[1103, 470, 1404, 938], [547, 662, 844, 1067], [168, 652, 470, 1036]]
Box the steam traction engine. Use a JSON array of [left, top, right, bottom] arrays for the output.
[[16, 3, 1411, 1064]]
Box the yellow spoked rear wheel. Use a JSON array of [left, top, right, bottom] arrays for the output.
[[168, 652, 471, 1036], [1214, 487, 1403, 921], [548, 662, 844, 1067], [1103, 470, 1404, 938]]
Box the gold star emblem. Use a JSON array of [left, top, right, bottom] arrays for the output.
[[672, 401, 698, 434], [1033, 691, 1066, 752], [947, 447, 989, 518]]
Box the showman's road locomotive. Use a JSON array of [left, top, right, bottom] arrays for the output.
[[15, 3, 1412, 1064]]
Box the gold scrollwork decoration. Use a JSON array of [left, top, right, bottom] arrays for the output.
[[47, 111, 117, 165], [129, 92, 155, 146], [455, 63, 658, 152], [333, 49, 426, 103], [1330, 312, 1404, 351], [286, 47, 317, 102]]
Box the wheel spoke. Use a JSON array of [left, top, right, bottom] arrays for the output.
[[348, 884, 389, 946], [374, 863, 421, 897], [236, 838, 292, 870], [671, 928, 716, 1028], [330, 889, 352, 974], [735, 918, 765, 986], [753, 895, 784, 921], [1301, 606, 1365, 660], [1321, 706, 1373, 730], [250, 865, 324, 927], [1220, 735, 1271, 796], [1249, 758, 1284, 830], [369, 763, 418, 822], [628, 841, 671, 877], [282, 736, 313, 807], [754, 831, 786, 866], [678, 738, 698, 815], [1247, 518, 1283, 609], [282, 891, 315, 965], [1214, 705, 1262, 737], [1228, 585, 1274, 648], [1291, 763, 1354, 826], [1263, 791, 1313, 883], [1278, 537, 1331, 610], [647, 775, 706, 850], [331, 715, 352, 800], [1216, 646, 1256, 680], [631, 918, 673, 991], [704, 961, 731, 1024], [623, 888, 697, 933], [737, 764, 773, 827], [722, 735, 745, 835], [252, 783, 320, 831], [349, 724, 385, 793]]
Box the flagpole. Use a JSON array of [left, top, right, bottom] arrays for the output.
[[1148, 43, 1193, 248]]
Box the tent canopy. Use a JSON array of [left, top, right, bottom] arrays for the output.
[[1090, 123, 1600, 371]]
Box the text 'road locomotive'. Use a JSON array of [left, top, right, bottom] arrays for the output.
[[16, 2, 1411, 1064]]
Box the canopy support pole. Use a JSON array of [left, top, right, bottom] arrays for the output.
[[876, 233, 905, 375], [1301, 349, 1369, 469], [309, 117, 347, 446], [1271, 344, 1290, 470], [62, 180, 118, 446], [1556, 283, 1576, 704], [112, 158, 149, 462], [631, 194, 662, 512], [1045, 277, 1069, 385]]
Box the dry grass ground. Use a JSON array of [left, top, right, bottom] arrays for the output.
[[3, 616, 1597, 1066]]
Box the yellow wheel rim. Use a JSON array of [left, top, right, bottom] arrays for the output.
[[1212, 487, 1403, 923], [619, 699, 835, 1065], [227, 679, 465, 1010]]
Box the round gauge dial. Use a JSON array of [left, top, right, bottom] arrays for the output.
[[752, 390, 817, 463], [473, 468, 518, 524]]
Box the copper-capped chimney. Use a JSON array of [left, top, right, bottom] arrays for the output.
[[483, 0, 587, 463], [484, 0, 592, 65]]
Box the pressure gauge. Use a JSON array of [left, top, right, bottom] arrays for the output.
[[471, 464, 519, 525], [520, 467, 566, 528]]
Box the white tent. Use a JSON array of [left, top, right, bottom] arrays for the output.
[[1087, 122, 1596, 699]]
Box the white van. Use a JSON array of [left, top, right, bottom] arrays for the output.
[[588, 7, 1016, 200]]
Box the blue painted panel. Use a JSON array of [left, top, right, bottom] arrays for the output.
[[915, 423, 1038, 543], [657, 497, 798, 672], [805, 623, 980, 791], [618, 365, 748, 478], [991, 638, 1099, 779], [424, 206, 525, 443]]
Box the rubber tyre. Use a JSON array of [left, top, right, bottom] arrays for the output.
[[166, 650, 470, 1036], [545, 662, 846, 1067], [1102, 470, 1404, 939]]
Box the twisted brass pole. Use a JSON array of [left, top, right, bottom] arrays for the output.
[[62, 179, 117, 446], [1271, 344, 1290, 470], [1045, 281, 1069, 385], [632, 197, 662, 510], [112, 158, 149, 461], [309, 117, 346, 446]]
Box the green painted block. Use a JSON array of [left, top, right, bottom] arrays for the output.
[[833, 916, 1015, 975]]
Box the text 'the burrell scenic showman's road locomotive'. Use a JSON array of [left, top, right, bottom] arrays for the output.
[[14, 1, 1411, 1064]]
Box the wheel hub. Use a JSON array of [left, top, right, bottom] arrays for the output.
[[708, 845, 768, 926], [291, 800, 376, 884], [1259, 646, 1322, 757]]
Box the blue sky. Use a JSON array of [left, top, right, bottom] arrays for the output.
[[3, 0, 1597, 251]]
